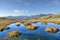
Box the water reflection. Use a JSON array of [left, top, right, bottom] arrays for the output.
[[0, 22, 60, 40]]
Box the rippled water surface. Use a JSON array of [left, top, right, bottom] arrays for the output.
[[0, 22, 60, 40]]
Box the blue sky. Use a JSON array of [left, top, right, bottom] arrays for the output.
[[0, 0, 60, 17]]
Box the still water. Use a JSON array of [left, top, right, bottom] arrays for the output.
[[0, 22, 60, 40]]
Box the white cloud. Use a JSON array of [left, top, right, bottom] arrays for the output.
[[11, 9, 29, 16], [14, 10, 28, 13], [21, 10, 28, 13], [14, 10, 20, 13], [0, 10, 29, 17]]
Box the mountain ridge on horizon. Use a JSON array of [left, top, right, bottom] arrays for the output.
[[4, 14, 53, 20], [1, 14, 60, 20]]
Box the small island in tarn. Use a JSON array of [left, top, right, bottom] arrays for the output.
[[7, 30, 21, 37], [45, 27, 59, 33]]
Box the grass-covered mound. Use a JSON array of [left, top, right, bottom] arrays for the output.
[[45, 27, 59, 33], [7, 30, 21, 38]]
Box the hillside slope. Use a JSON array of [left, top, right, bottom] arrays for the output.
[[35, 14, 60, 20]]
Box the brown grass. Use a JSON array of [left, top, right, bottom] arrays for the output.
[[45, 27, 59, 33], [0, 20, 18, 31], [7, 30, 21, 37], [0, 19, 60, 31], [26, 25, 38, 30]]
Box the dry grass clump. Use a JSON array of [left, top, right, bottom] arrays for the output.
[[19, 20, 28, 23], [45, 27, 52, 33], [29, 20, 39, 23], [45, 27, 59, 33], [52, 27, 59, 33], [7, 30, 21, 37], [15, 23, 20, 26], [26, 25, 39, 30], [0, 20, 17, 31], [24, 22, 31, 26], [32, 19, 60, 24], [0, 26, 9, 32]]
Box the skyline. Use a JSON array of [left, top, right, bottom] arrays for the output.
[[0, 0, 60, 17]]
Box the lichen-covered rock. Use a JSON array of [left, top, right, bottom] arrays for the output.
[[7, 30, 21, 37]]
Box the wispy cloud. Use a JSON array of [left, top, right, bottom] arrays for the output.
[[14, 10, 20, 13], [14, 9, 28, 13], [11, 9, 29, 16]]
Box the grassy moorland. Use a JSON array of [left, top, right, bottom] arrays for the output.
[[18, 14, 60, 25], [0, 14, 60, 31], [45, 27, 59, 33], [7, 30, 21, 37], [0, 14, 60, 38], [0, 19, 19, 31], [31, 14, 60, 24]]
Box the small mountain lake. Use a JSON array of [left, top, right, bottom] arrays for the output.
[[0, 22, 60, 40]]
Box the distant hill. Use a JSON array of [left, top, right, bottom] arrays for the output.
[[36, 14, 60, 20], [4, 14, 52, 20], [0, 14, 53, 20], [0, 17, 8, 20]]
